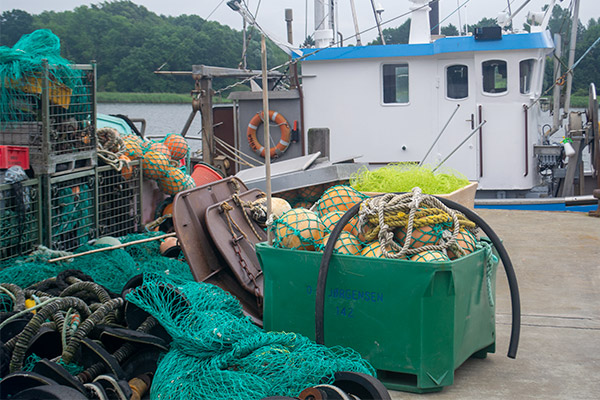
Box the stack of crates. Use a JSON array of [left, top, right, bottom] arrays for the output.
[[1, 61, 143, 257]]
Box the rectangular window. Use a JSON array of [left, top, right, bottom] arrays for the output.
[[482, 60, 507, 94], [519, 59, 535, 94], [383, 64, 409, 104], [446, 64, 469, 99]]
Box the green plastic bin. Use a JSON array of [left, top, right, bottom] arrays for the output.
[[256, 242, 497, 393]]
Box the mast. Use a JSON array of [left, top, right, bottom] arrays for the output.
[[563, 0, 580, 117]]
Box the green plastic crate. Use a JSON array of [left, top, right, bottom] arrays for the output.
[[256, 242, 498, 393]]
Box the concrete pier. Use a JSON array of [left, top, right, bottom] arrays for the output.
[[391, 209, 600, 399]]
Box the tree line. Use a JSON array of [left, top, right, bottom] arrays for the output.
[[1, 1, 598, 95]]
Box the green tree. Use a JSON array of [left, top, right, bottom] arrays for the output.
[[441, 24, 459, 36], [0, 10, 34, 46], [369, 19, 411, 45]]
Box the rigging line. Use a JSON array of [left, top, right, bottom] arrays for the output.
[[206, 0, 226, 20], [216, 2, 432, 95], [431, 0, 472, 32]]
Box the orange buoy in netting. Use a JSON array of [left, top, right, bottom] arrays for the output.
[[321, 210, 361, 237], [149, 142, 172, 159], [142, 151, 170, 180], [410, 250, 449, 263], [360, 241, 387, 258], [274, 208, 325, 251], [163, 133, 189, 161], [122, 135, 144, 160], [447, 229, 478, 259], [158, 168, 195, 195], [119, 155, 134, 180], [315, 185, 366, 217], [322, 231, 362, 255], [395, 224, 445, 249]]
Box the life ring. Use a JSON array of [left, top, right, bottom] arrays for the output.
[[246, 110, 291, 158]]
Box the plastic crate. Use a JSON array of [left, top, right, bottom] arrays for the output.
[[43, 169, 96, 252], [0, 62, 97, 175], [256, 242, 497, 393], [0, 146, 30, 169], [0, 178, 41, 261], [97, 160, 143, 237]]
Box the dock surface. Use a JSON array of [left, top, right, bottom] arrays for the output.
[[390, 209, 600, 399]]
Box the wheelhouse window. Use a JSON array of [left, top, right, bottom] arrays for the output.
[[482, 60, 507, 94], [446, 64, 469, 99], [519, 59, 535, 94], [383, 64, 409, 104]]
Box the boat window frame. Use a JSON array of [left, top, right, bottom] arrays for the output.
[[445, 64, 469, 100], [381, 62, 410, 106], [518, 58, 537, 95], [481, 59, 509, 96]]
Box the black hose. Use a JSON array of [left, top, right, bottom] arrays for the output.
[[315, 196, 521, 359]]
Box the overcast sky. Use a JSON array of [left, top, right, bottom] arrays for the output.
[[2, 1, 598, 46]]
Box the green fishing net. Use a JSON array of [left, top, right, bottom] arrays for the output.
[[269, 208, 327, 251], [350, 163, 469, 194], [0, 29, 90, 128], [313, 185, 367, 217], [0, 232, 193, 294], [126, 274, 375, 400]]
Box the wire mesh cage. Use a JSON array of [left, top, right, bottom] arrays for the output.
[[0, 62, 97, 175], [44, 169, 96, 252], [97, 160, 143, 238], [0, 178, 42, 261]]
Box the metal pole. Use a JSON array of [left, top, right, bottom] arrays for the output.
[[261, 35, 272, 245], [199, 78, 214, 164], [285, 9, 294, 45], [551, 33, 562, 136], [349, 0, 362, 45], [433, 120, 487, 172], [563, 0, 580, 117], [420, 104, 461, 165], [370, 0, 386, 45]]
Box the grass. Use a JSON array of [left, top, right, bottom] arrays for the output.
[[97, 92, 232, 104]]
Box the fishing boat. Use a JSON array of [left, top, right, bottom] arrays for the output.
[[155, 0, 598, 212]]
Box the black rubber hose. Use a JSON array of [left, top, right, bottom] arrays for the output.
[[315, 196, 520, 359]]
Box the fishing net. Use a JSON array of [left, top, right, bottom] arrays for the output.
[[157, 167, 195, 196], [313, 185, 367, 217], [122, 135, 144, 159], [350, 163, 469, 194], [126, 274, 375, 400], [409, 250, 450, 262], [269, 208, 326, 251], [0, 29, 90, 128], [322, 231, 363, 255], [320, 210, 361, 238], [149, 142, 171, 158], [0, 232, 193, 294], [142, 151, 170, 180], [162, 133, 189, 161]]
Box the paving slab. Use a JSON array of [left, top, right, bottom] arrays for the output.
[[389, 209, 600, 400]]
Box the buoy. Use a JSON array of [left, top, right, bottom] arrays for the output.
[[150, 142, 172, 159], [160, 236, 181, 258], [447, 229, 478, 259], [122, 135, 144, 160], [163, 133, 189, 161], [321, 210, 360, 237], [95, 236, 122, 247], [315, 185, 364, 216], [158, 168, 194, 195], [275, 208, 325, 251], [410, 250, 449, 262], [142, 151, 170, 180], [322, 231, 362, 255], [119, 155, 133, 180], [360, 241, 386, 258], [395, 225, 443, 249]]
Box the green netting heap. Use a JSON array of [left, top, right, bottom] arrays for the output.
[[0, 232, 193, 294], [126, 274, 374, 400], [0, 29, 89, 127], [350, 163, 470, 194]]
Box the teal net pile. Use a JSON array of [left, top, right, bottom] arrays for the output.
[[0, 232, 193, 294], [0, 29, 89, 127], [127, 274, 374, 400]]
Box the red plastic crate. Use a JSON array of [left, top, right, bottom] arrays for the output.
[[0, 146, 30, 169]]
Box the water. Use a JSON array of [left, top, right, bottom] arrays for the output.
[[97, 102, 202, 139]]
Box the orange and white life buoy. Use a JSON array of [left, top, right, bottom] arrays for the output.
[[246, 110, 291, 158]]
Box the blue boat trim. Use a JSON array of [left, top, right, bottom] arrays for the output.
[[299, 31, 553, 61], [474, 203, 596, 213]]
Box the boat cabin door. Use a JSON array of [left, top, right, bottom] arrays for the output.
[[435, 59, 478, 181]]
